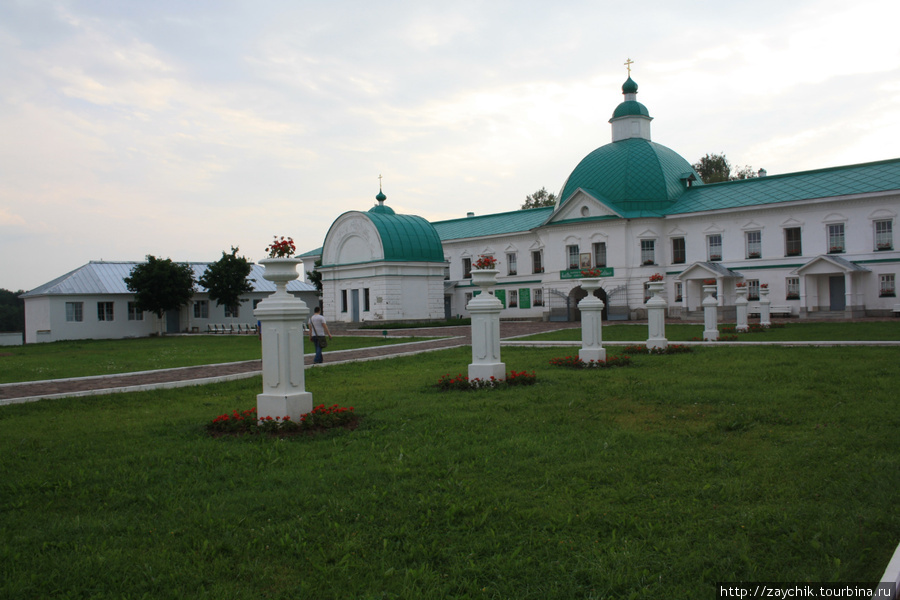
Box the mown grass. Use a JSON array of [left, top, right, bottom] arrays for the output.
[[520, 320, 900, 343], [0, 335, 433, 384], [1, 345, 897, 599]]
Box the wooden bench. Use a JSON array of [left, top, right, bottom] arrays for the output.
[[769, 306, 793, 317]]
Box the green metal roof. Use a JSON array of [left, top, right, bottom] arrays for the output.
[[667, 158, 900, 215], [365, 212, 445, 262], [611, 100, 650, 119], [622, 76, 638, 95], [432, 207, 554, 241], [557, 138, 701, 216]]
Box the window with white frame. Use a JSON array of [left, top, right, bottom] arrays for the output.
[[875, 220, 893, 251], [592, 242, 607, 268], [128, 302, 143, 321], [674, 282, 683, 302], [566, 245, 580, 269], [194, 300, 209, 319], [462, 257, 472, 279], [746, 231, 761, 258], [786, 277, 800, 300], [640, 239, 655, 265], [707, 234, 722, 261], [533, 288, 544, 306], [66, 302, 83, 322], [97, 302, 114, 321], [827, 223, 845, 253], [531, 250, 543, 274], [507, 252, 518, 276], [880, 274, 896, 297], [340, 290, 348, 312], [225, 305, 240, 318], [672, 237, 686, 264], [747, 279, 760, 300], [508, 290, 518, 307], [784, 227, 802, 256]]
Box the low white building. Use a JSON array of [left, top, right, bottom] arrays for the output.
[[22, 261, 318, 343], [313, 74, 899, 324]]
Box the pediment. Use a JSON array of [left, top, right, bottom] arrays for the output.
[[547, 189, 621, 223], [741, 220, 764, 231]]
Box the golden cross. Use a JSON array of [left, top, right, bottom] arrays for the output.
[[378, 173, 383, 189], [624, 58, 634, 76]]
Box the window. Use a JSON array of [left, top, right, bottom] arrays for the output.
[[464, 292, 473, 306], [193, 300, 209, 319], [97, 302, 114, 321], [784, 227, 802, 257], [880, 274, 896, 297], [506, 253, 517, 276], [364, 288, 370, 312], [65, 302, 83, 322], [508, 290, 518, 308], [531, 250, 543, 274], [674, 282, 683, 302], [640, 239, 655, 265], [707, 234, 722, 261], [225, 305, 240, 318], [672, 237, 686, 264], [875, 220, 893, 251], [747, 279, 760, 300], [746, 231, 761, 258], [786, 277, 800, 300], [340, 290, 348, 312], [462, 257, 472, 279], [592, 242, 607, 268], [566, 245, 580, 269], [533, 288, 544, 307], [827, 223, 845, 253], [128, 302, 143, 321]]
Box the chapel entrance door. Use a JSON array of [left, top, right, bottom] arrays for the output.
[[350, 289, 360, 322], [829, 276, 846, 311]]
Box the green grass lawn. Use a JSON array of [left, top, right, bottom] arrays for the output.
[[0, 335, 436, 384], [519, 320, 900, 343], [1, 345, 897, 599]]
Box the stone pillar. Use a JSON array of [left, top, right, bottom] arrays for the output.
[[468, 269, 505, 381], [254, 258, 313, 421], [702, 284, 719, 341], [759, 286, 771, 327], [578, 278, 606, 362], [735, 285, 749, 332], [645, 280, 668, 350]]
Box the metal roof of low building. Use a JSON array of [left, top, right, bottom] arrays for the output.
[[22, 261, 316, 297], [364, 212, 445, 262], [432, 207, 554, 241]]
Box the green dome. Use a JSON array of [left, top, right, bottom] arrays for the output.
[[611, 100, 650, 119], [365, 212, 445, 262], [558, 138, 701, 214], [622, 76, 638, 94]]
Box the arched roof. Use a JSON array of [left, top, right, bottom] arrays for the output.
[[365, 212, 445, 262]]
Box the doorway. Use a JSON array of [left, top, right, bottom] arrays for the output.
[[829, 276, 846, 311]]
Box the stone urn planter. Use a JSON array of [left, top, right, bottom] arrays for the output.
[[578, 278, 606, 362], [471, 268, 499, 289], [259, 257, 302, 296], [467, 269, 504, 381]]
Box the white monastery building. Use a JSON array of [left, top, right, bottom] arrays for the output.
[[310, 74, 899, 325]]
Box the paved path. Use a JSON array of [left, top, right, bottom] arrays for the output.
[[0, 322, 575, 405]]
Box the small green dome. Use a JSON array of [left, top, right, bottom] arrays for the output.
[[611, 100, 650, 119], [369, 203, 395, 215], [558, 138, 701, 213], [376, 189, 387, 202], [622, 76, 638, 94]]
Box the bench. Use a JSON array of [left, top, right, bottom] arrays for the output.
[[892, 304, 900, 316], [769, 306, 793, 317]]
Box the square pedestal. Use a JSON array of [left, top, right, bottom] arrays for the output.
[[579, 348, 606, 363], [258, 392, 313, 422], [468, 363, 506, 382]]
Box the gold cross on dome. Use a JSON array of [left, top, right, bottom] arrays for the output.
[[624, 58, 634, 76], [378, 173, 383, 189]]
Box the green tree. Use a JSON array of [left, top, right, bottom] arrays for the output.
[[124, 256, 196, 326], [0, 288, 25, 332], [306, 259, 323, 294], [521, 187, 557, 209], [693, 153, 757, 184], [198, 247, 254, 312]]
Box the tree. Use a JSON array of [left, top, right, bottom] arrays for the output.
[[521, 187, 557, 210], [124, 256, 195, 324], [306, 259, 323, 294], [198, 247, 254, 311], [692, 153, 757, 184], [0, 288, 25, 332]]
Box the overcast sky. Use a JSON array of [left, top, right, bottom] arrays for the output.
[[2, 0, 899, 292]]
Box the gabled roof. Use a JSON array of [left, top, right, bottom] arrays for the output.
[[667, 158, 900, 215], [675, 261, 743, 280], [795, 255, 871, 275], [22, 261, 316, 298], [432, 207, 553, 241]]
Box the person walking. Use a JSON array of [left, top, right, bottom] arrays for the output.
[[308, 306, 332, 364]]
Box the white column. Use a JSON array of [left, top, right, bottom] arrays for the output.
[[735, 286, 749, 332], [468, 270, 505, 381], [646, 280, 668, 350], [759, 287, 771, 327], [578, 279, 606, 362], [703, 284, 719, 341]]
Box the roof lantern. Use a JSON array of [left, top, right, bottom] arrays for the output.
[[369, 174, 395, 215], [610, 58, 652, 142]]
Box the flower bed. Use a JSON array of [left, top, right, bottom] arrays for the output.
[[207, 405, 357, 437], [436, 371, 537, 391], [548, 355, 632, 369], [621, 344, 693, 355]]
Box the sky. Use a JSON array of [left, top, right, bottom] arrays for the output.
[[2, 0, 899, 292]]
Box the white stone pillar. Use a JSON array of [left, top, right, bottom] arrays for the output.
[[702, 283, 719, 341], [759, 286, 771, 327], [254, 258, 313, 421], [578, 278, 606, 362], [646, 279, 668, 350], [468, 269, 505, 381], [735, 285, 749, 332]]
